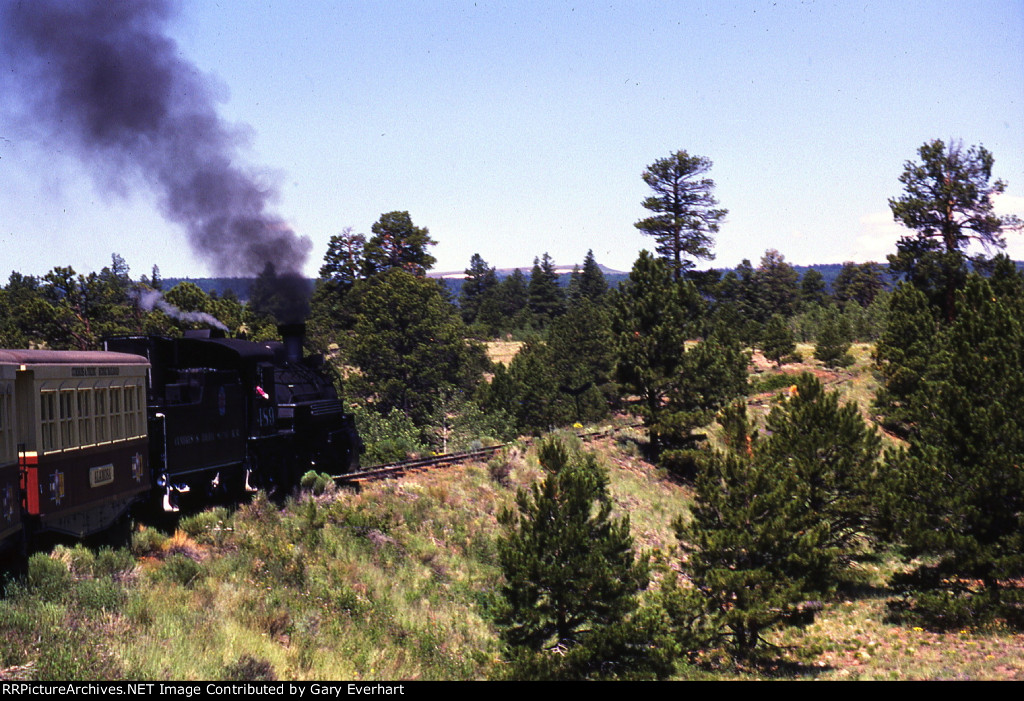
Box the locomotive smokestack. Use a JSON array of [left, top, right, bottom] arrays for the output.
[[278, 323, 306, 365], [1, 0, 312, 290]]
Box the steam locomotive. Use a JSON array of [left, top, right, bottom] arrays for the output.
[[0, 325, 360, 554]]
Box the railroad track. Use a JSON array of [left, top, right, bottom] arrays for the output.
[[334, 421, 644, 485]]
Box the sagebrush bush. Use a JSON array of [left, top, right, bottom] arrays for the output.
[[27, 553, 71, 603], [179, 508, 230, 544], [93, 546, 136, 579]]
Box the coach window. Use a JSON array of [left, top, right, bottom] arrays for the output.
[[110, 387, 123, 441], [125, 383, 137, 437], [77, 388, 93, 447], [94, 389, 108, 443], [94, 388, 107, 442], [59, 389, 75, 449], [40, 390, 58, 452]]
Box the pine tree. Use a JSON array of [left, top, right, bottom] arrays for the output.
[[460, 253, 499, 326], [577, 249, 608, 304], [679, 375, 879, 654], [751, 249, 801, 319], [888, 139, 1020, 321], [547, 299, 615, 424], [610, 252, 694, 456], [758, 374, 880, 587], [527, 253, 565, 325], [361, 211, 437, 277], [635, 150, 727, 280], [800, 268, 829, 308], [678, 448, 830, 655], [504, 341, 567, 434], [495, 436, 668, 679], [496, 268, 530, 332], [833, 261, 886, 307], [760, 314, 796, 367], [349, 269, 487, 425], [873, 282, 938, 435], [880, 275, 1024, 628], [814, 308, 854, 368], [612, 251, 746, 461]]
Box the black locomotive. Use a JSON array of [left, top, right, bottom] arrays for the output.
[[105, 324, 361, 511], [0, 325, 360, 554]]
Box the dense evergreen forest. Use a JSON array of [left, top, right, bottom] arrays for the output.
[[3, 139, 1024, 680]]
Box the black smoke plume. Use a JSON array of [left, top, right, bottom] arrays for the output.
[[1, 0, 312, 320]]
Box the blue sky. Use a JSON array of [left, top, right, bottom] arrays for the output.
[[1, 0, 1022, 279]]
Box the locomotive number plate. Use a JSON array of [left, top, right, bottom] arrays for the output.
[[89, 463, 115, 488]]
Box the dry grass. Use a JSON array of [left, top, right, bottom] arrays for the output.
[[774, 597, 1024, 680], [484, 341, 524, 367]]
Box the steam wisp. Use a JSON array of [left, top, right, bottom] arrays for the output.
[[131, 288, 228, 332]]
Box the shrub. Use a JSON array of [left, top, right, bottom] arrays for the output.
[[74, 577, 125, 612], [154, 553, 203, 588], [179, 508, 230, 544], [27, 553, 71, 603], [300, 470, 335, 496], [93, 546, 136, 579], [131, 527, 168, 557]]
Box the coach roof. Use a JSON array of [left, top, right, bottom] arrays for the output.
[[0, 349, 149, 366]]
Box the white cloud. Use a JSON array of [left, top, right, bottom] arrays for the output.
[[852, 196, 1024, 264], [852, 210, 904, 263], [994, 193, 1024, 260], [994, 192, 1024, 218]]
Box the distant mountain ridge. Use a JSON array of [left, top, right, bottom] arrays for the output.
[[166, 260, 1023, 303]]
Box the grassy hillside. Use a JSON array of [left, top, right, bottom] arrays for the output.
[[2, 347, 1023, 680]]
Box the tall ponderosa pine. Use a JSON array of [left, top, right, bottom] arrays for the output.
[[496, 436, 668, 680], [361, 211, 437, 277], [888, 139, 1020, 321], [635, 150, 727, 280], [881, 274, 1024, 627]]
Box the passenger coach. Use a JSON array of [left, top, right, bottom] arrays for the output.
[[0, 349, 151, 550]]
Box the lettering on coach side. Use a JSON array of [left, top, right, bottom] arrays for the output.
[[89, 463, 115, 488], [71, 367, 121, 377]]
